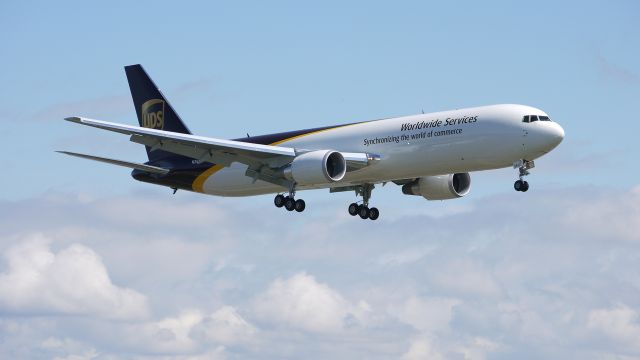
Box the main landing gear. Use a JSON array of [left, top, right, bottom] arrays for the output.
[[274, 191, 305, 213], [348, 183, 380, 220], [513, 159, 534, 192]]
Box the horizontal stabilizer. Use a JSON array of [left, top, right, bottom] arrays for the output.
[[57, 151, 169, 174]]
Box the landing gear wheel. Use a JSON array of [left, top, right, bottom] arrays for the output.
[[294, 199, 306, 212], [350, 183, 380, 220], [368, 207, 379, 220], [274, 194, 285, 208], [513, 159, 534, 193], [284, 197, 295, 211], [514, 180, 523, 192], [358, 206, 370, 219], [348, 203, 359, 216]]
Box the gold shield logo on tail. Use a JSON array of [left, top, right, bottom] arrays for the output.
[[141, 99, 164, 129]]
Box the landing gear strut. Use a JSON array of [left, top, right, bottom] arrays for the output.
[[348, 183, 380, 220], [513, 159, 534, 192], [274, 186, 305, 213]]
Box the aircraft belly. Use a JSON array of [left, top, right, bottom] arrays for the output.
[[202, 163, 283, 196]]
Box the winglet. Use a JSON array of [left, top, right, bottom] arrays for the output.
[[64, 116, 82, 123]]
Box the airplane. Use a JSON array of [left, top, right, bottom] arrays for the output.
[[60, 64, 565, 220]]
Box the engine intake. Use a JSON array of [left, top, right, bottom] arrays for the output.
[[402, 173, 471, 200], [282, 150, 346, 185]]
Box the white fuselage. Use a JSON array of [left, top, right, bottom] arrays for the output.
[[201, 104, 564, 196]]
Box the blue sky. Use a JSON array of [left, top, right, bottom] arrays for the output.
[[1, 0, 638, 199], [1, 1, 639, 359]]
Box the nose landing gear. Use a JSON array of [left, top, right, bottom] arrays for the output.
[[348, 183, 380, 220], [513, 159, 534, 192]]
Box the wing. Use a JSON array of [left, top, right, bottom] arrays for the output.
[[66, 117, 296, 165], [64, 117, 377, 186]]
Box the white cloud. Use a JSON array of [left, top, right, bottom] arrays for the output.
[[588, 304, 640, 352], [127, 306, 256, 354], [561, 186, 640, 242], [253, 272, 370, 333], [390, 296, 460, 333], [0, 234, 149, 320], [94, 196, 232, 229], [136, 310, 203, 353], [429, 258, 502, 298], [52, 349, 99, 360], [455, 337, 501, 360], [131, 347, 227, 360], [495, 301, 556, 343], [401, 335, 501, 360], [402, 337, 445, 360], [41, 337, 99, 360], [377, 245, 438, 266], [190, 306, 257, 346]]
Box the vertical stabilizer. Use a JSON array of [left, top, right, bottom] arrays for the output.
[[124, 64, 191, 162]]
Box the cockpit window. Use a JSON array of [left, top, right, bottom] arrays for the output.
[[523, 114, 552, 123]]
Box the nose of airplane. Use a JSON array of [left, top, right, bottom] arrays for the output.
[[535, 121, 564, 154], [524, 120, 565, 157], [548, 122, 565, 148]]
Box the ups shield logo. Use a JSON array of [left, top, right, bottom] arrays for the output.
[[141, 99, 164, 130]]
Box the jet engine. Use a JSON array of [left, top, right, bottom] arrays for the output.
[[282, 150, 347, 185], [402, 173, 471, 200]]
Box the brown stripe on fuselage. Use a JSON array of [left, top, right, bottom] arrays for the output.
[[187, 117, 382, 192], [233, 117, 379, 146], [192, 164, 225, 192]]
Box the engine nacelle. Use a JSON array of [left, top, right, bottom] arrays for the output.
[[282, 150, 347, 185], [402, 173, 471, 200]]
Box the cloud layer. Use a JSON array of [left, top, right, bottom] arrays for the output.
[[0, 185, 639, 359]]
